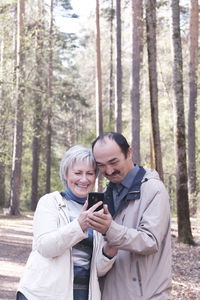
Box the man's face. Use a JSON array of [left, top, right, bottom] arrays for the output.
[[93, 138, 134, 183]]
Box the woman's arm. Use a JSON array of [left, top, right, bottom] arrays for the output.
[[33, 193, 88, 258]]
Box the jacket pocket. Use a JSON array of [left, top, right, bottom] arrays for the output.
[[21, 251, 51, 289], [131, 260, 143, 297], [136, 261, 143, 296]]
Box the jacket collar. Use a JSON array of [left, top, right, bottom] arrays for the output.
[[104, 166, 146, 217]]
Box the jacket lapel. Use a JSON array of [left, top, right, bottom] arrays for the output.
[[104, 167, 146, 217]]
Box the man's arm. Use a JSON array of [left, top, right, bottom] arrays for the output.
[[88, 185, 170, 256]]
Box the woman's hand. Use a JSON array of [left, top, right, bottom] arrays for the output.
[[78, 200, 103, 232]]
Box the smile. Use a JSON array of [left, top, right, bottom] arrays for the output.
[[76, 184, 89, 188]]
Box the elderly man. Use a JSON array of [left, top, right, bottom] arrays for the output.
[[88, 132, 172, 300]]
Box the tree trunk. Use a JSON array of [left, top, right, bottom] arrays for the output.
[[150, 133, 154, 169], [171, 0, 194, 244], [31, 0, 43, 211], [0, 28, 6, 207], [115, 0, 122, 133], [96, 0, 103, 136], [130, 0, 143, 164], [109, 0, 114, 127], [95, 0, 103, 191], [145, 0, 163, 180], [188, 0, 199, 213], [10, 0, 25, 216], [46, 0, 53, 193]]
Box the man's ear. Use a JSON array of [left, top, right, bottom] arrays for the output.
[[127, 147, 133, 160]]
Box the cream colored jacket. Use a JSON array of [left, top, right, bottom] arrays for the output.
[[101, 169, 171, 300], [18, 191, 115, 300]]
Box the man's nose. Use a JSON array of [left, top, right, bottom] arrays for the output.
[[105, 165, 114, 175]]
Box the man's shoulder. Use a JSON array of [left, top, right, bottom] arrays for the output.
[[142, 168, 160, 181]]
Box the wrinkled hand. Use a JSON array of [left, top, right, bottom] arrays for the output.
[[78, 200, 103, 232], [88, 205, 112, 234]]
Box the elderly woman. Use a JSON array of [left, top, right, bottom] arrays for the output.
[[17, 145, 117, 300]]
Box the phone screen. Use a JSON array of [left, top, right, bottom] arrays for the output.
[[87, 192, 104, 211]]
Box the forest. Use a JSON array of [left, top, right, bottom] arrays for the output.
[[0, 0, 199, 245]]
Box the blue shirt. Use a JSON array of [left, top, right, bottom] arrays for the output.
[[113, 165, 140, 211]]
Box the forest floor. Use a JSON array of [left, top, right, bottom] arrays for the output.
[[0, 213, 199, 300]]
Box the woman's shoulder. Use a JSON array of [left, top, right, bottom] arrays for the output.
[[39, 191, 61, 200], [37, 191, 63, 208]]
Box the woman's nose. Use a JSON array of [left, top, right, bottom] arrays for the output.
[[80, 173, 88, 181]]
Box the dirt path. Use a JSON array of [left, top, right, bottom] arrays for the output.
[[0, 215, 33, 300], [0, 214, 199, 300]]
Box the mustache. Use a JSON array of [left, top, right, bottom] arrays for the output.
[[105, 170, 120, 176]]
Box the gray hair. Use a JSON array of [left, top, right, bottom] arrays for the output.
[[59, 145, 98, 187]]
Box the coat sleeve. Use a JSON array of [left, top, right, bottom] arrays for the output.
[[105, 180, 171, 255], [96, 249, 117, 277], [92, 232, 117, 277], [33, 193, 88, 258]]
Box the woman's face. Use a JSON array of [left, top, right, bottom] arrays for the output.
[[66, 160, 96, 198]]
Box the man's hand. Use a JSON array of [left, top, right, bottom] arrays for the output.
[[103, 242, 118, 258], [87, 205, 112, 234], [78, 200, 103, 232]]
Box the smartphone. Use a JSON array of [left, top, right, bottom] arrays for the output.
[[87, 192, 104, 211]]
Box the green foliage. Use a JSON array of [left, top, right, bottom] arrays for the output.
[[0, 0, 199, 221]]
